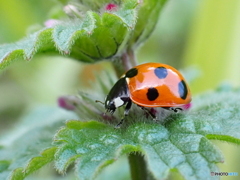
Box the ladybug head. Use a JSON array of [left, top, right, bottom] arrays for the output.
[[105, 99, 116, 114], [104, 78, 130, 114]]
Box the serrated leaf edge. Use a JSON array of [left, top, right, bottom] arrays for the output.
[[8, 147, 57, 180], [206, 134, 240, 145], [0, 1, 138, 69]]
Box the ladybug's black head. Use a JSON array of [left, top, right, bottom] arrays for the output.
[[104, 78, 130, 114], [105, 99, 116, 114]]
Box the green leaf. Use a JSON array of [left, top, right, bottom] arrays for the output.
[[9, 147, 57, 180], [53, 88, 240, 180], [0, 160, 11, 173], [0, 0, 138, 69], [0, 106, 78, 180], [128, 0, 167, 48], [0, 0, 169, 69]]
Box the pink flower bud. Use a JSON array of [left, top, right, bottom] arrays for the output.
[[58, 96, 81, 110], [105, 3, 118, 11], [44, 19, 60, 28]]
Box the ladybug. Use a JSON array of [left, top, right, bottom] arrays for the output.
[[104, 62, 191, 127]]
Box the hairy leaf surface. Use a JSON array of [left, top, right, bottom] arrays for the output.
[[52, 89, 240, 180], [0, 107, 78, 180]]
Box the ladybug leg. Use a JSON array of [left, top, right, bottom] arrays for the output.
[[163, 107, 183, 113], [115, 100, 132, 128], [140, 107, 157, 119], [170, 107, 183, 113]]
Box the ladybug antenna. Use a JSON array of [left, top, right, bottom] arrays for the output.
[[95, 100, 104, 105]]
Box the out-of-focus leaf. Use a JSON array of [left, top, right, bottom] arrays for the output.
[[0, 106, 78, 180]]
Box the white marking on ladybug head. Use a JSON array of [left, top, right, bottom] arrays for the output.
[[114, 97, 124, 108], [125, 77, 130, 84]]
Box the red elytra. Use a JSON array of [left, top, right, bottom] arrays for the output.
[[126, 63, 191, 107]]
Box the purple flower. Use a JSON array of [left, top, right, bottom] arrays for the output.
[[58, 96, 81, 110]]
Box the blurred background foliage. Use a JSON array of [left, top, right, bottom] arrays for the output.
[[0, 0, 239, 179]]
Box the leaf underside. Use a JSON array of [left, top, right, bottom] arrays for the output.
[[0, 0, 138, 69], [0, 0, 168, 69]]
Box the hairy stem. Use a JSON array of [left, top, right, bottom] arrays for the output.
[[112, 48, 137, 77], [128, 152, 151, 180], [127, 48, 137, 67]]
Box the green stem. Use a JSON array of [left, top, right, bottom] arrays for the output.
[[112, 48, 137, 78], [128, 153, 150, 180], [125, 48, 137, 69], [112, 57, 126, 78]]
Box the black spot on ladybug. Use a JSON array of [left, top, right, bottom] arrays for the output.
[[125, 68, 138, 78], [178, 80, 188, 99], [146, 87, 159, 101], [154, 67, 168, 79]]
